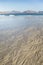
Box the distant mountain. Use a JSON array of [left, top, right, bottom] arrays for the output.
[[0, 10, 43, 15], [23, 10, 37, 13], [11, 10, 21, 13], [0, 10, 21, 15], [38, 11, 43, 14]]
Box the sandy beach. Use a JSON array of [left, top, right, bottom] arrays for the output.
[[0, 26, 43, 65]]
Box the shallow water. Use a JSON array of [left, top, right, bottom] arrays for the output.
[[0, 15, 43, 30]]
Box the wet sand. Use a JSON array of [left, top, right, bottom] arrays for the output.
[[0, 26, 43, 65]]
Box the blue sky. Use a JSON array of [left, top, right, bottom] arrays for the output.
[[0, 0, 43, 11]]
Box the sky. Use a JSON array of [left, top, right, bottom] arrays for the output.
[[0, 0, 43, 11]]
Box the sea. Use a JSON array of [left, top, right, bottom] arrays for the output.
[[0, 15, 43, 31]]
